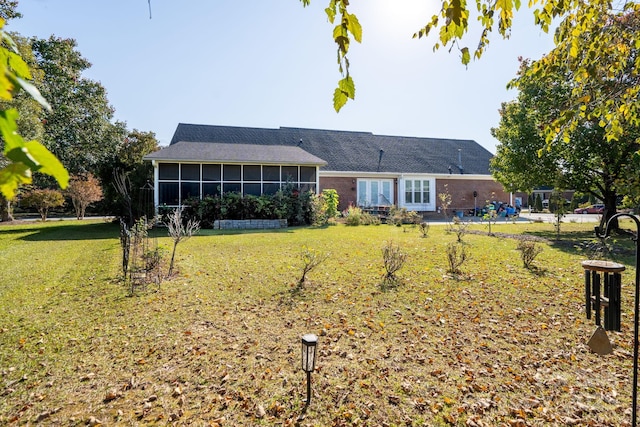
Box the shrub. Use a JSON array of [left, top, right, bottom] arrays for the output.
[[452, 220, 470, 243], [446, 242, 468, 275], [167, 208, 200, 277], [344, 205, 363, 226], [167, 187, 319, 227], [516, 240, 543, 269], [21, 188, 65, 221], [388, 206, 421, 226], [322, 189, 339, 219], [295, 247, 329, 292], [418, 222, 430, 238], [309, 193, 328, 226], [381, 241, 407, 289]]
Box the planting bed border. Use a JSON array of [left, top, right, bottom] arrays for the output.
[[213, 219, 288, 230]]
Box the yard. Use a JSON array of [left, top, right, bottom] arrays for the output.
[[0, 219, 637, 426]]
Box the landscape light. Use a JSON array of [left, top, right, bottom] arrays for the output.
[[301, 333, 318, 406]]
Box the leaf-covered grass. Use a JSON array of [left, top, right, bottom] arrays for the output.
[[0, 219, 637, 425]]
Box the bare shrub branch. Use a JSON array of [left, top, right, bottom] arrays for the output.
[[516, 240, 543, 269], [446, 242, 469, 275], [167, 208, 200, 277], [381, 241, 407, 289], [295, 247, 329, 292]]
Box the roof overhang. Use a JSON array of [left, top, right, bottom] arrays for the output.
[[144, 141, 327, 166]]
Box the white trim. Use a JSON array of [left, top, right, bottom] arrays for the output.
[[319, 170, 494, 180], [399, 176, 436, 211]]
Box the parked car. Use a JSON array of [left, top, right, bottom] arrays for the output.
[[574, 204, 605, 214]]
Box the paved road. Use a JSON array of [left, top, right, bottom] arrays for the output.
[[518, 211, 602, 224]]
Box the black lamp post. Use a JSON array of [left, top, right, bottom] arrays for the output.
[[596, 213, 640, 427], [301, 333, 318, 407]]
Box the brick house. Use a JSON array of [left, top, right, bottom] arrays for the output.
[[144, 123, 518, 214]]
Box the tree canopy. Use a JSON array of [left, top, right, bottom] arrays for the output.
[[303, 0, 640, 134], [491, 49, 640, 228], [32, 36, 128, 178], [0, 21, 67, 200]]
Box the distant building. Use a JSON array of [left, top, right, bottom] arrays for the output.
[[144, 123, 516, 214]]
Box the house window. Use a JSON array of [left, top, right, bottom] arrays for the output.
[[223, 165, 241, 181], [300, 167, 316, 182], [282, 166, 298, 182], [244, 165, 261, 181], [203, 183, 220, 197], [156, 161, 319, 206], [203, 164, 221, 181], [263, 166, 280, 181], [404, 179, 431, 205], [263, 183, 280, 194], [181, 182, 200, 201], [181, 164, 200, 181], [159, 163, 179, 180], [159, 182, 179, 205], [357, 179, 393, 207]]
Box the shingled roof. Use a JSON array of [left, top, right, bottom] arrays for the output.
[[145, 141, 326, 166], [167, 123, 494, 175]]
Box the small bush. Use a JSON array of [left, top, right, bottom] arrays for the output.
[[295, 247, 329, 292], [381, 241, 407, 289], [452, 221, 470, 243], [418, 222, 430, 238], [516, 240, 543, 269], [344, 206, 363, 226], [388, 206, 421, 226], [446, 242, 469, 275]]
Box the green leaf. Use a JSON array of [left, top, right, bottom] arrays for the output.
[[7, 51, 31, 80], [13, 77, 51, 111], [333, 87, 348, 112], [325, 6, 336, 23], [24, 140, 70, 189], [0, 162, 32, 200], [0, 108, 22, 152], [338, 76, 355, 99], [5, 146, 39, 171], [346, 12, 362, 43], [461, 47, 471, 65]]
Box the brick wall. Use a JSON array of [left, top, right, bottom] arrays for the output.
[[319, 177, 358, 212], [435, 179, 527, 211], [320, 175, 527, 213]]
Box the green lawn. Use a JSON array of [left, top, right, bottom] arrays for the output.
[[0, 219, 636, 426]]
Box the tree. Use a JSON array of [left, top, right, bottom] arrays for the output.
[[20, 188, 64, 221], [301, 0, 639, 129], [0, 1, 21, 21], [0, 32, 47, 221], [491, 54, 640, 229], [66, 173, 103, 219], [0, 24, 67, 201], [31, 36, 127, 178], [99, 129, 159, 220], [534, 194, 543, 212]]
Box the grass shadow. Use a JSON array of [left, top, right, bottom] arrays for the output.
[[14, 221, 119, 241]]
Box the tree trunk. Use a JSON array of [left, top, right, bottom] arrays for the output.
[[168, 241, 178, 276], [0, 196, 13, 222], [599, 192, 619, 232]]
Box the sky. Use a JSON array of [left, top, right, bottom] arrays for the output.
[[8, 0, 557, 153]]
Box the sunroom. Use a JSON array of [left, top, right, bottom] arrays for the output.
[[144, 141, 327, 208]]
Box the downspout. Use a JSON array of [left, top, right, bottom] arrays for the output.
[[152, 160, 159, 213]]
